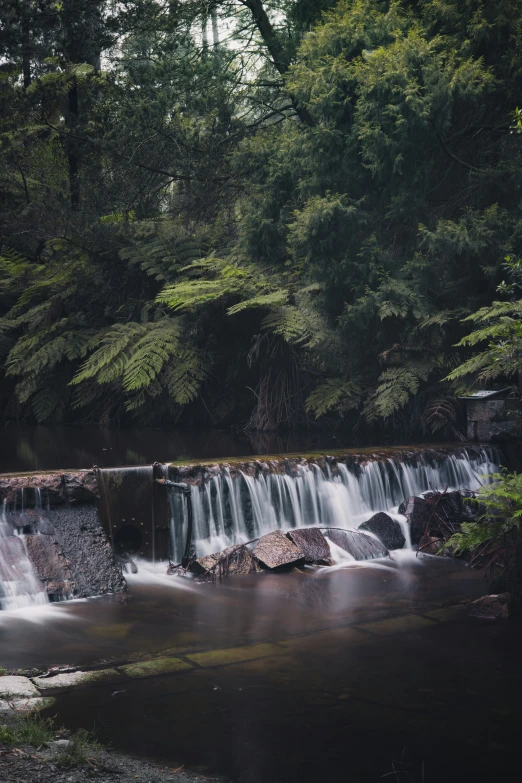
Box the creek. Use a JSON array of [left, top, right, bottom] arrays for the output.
[[0, 434, 519, 782]]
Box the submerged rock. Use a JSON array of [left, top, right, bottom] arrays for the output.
[[286, 528, 333, 565], [398, 496, 429, 544], [24, 534, 74, 599], [253, 530, 304, 570], [358, 512, 405, 551], [327, 529, 387, 560], [468, 593, 512, 619]]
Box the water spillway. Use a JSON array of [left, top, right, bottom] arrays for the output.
[[164, 446, 499, 563], [0, 445, 500, 605]]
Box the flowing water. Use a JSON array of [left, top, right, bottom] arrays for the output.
[[168, 448, 497, 561], [0, 498, 49, 610], [0, 442, 518, 782]]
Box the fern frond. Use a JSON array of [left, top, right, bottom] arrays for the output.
[[305, 379, 362, 418], [364, 361, 433, 421], [227, 290, 289, 316]]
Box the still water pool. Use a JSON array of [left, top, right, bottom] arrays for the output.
[[0, 554, 520, 783]]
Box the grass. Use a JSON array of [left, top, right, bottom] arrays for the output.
[[55, 728, 102, 767], [0, 714, 55, 746], [0, 714, 102, 767]]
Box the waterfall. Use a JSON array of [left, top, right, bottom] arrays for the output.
[[0, 498, 49, 610], [167, 448, 499, 562]]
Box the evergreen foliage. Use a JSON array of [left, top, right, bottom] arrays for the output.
[[1, 0, 521, 433]]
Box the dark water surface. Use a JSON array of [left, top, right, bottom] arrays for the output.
[[0, 425, 347, 472], [0, 555, 520, 782]]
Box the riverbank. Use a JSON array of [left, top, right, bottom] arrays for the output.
[[0, 714, 225, 783]]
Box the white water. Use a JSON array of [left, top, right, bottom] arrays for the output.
[[167, 448, 499, 562], [0, 499, 49, 610]]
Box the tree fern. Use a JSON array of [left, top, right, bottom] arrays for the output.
[[305, 379, 362, 418], [364, 361, 433, 421]]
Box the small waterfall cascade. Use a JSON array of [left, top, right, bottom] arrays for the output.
[[166, 447, 499, 562], [0, 496, 49, 610]]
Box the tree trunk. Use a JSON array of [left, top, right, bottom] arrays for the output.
[[241, 0, 315, 127], [21, 0, 31, 87], [211, 7, 219, 48]]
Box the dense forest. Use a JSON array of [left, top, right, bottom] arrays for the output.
[[1, 0, 521, 438]]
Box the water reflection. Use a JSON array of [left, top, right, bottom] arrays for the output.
[[1, 425, 347, 472]]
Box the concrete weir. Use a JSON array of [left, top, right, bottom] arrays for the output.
[[0, 443, 499, 605]]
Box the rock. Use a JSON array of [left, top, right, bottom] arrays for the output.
[[468, 593, 512, 619], [46, 739, 71, 751], [0, 474, 64, 507], [0, 675, 40, 699], [252, 530, 304, 570], [417, 536, 445, 556], [33, 668, 120, 692], [327, 529, 387, 560], [62, 471, 99, 505], [190, 545, 262, 577], [398, 496, 429, 544], [286, 528, 332, 565], [43, 506, 126, 598], [0, 697, 55, 715], [358, 512, 405, 550], [24, 535, 74, 599]]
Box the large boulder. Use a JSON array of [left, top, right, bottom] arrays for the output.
[[190, 545, 261, 578], [398, 496, 429, 545], [468, 593, 512, 619], [286, 528, 333, 565], [358, 512, 405, 551], [252, 530, 304, 570], [327, 529, 387, 560], [24, 534, 74, 599]]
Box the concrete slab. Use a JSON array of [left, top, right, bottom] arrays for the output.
[[120, 657, 193, 679], [0, 696, 55, 714], [423, 605, 468, 622], [355, 614, 435, 635], [33, 668, 120, 692], [0, 675, 40, 698], [279, 627, 369, 653], [187, 643, 286, 668]]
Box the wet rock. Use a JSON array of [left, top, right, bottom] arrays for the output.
[[44, 505, 126, 598], [24, 535, 74, 599], [62, 470, 98, 505], [398, 496, 429, 544], [423, 489, 482, 523], [191, 545, 262, 577], [0, 474, 64, 507], [417, 536, 445, 556], [287, 528, 333, 565], [253, 530, 304, 570], [327, 529, 387, 560], [358, 512, 405, 551], [468, 593, 512, 619]]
